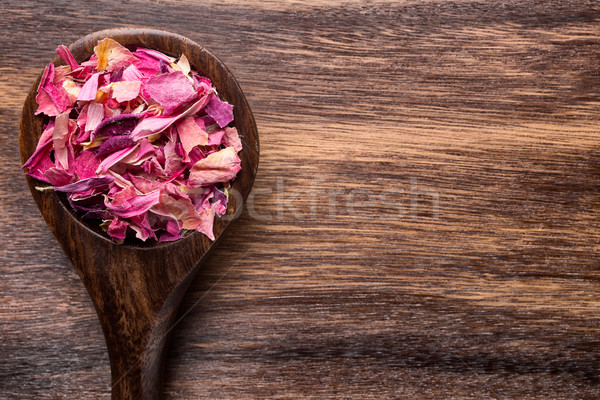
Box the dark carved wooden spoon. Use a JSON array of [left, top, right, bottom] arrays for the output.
[[19, 28, 259, 399]]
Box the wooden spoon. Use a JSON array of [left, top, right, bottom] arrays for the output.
[[19, 28, 259, 399]]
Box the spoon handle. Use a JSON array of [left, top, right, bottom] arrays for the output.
[[103, 280, 193, 399], [66, 238, 203, 400], [34, 192, 207, 400]]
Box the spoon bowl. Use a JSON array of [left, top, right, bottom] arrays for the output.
[[19, 28, 259, 399]]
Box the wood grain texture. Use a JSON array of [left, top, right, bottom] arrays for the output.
[[2, 0, 600, 399]]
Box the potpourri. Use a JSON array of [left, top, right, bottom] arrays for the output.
[[23, 39, 243, 243]]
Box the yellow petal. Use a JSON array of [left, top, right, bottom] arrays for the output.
[[94, 38, 137, 71], [94, 38, 112, 70], [82, 136, 105, 150]]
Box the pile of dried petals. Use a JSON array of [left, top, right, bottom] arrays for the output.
[[22, 39, 242, 243]]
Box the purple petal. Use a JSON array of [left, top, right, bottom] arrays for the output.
[[93, 113, 140, 138], [204, 93, 233, 128], [96, 136, 135, 158], [55, 176, 114, 192]]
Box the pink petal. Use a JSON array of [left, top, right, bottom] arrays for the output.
[[129, 213, 156, 241], [35, 63, 72, 116], [143, 71, 197, 115], [130, 96, 208, 140], [135, 48, 174, 63], [22, 123, 54, 170], [192, 74, 213, 94], [43, 167, 73, 186], [106, 190, 161, 218], [221, 126, 243, 152], [77, 72, 101, 102], [56, 45, 79, 70], [96, 145, 138, 174], [135, 138, 156, 162], [23, 140, 54, 183], [110, 185, 138, 206], [188, 147, 241, 187], [52, 112, 71, 170], [122, 64, 144, 82], [142, 157, 164, 177], [159, 219, 183, 242], [112, 80, 141, 103], [176, 117, 208, 160], [208, 127, 225, 146], [154, 189, 214, 238], [163, 133, 183, 176], [131, 51, 162, 76], [72, 150, 102, 180], [129, 175, 163, 193], [107, 218, 128, 242], [195, 206, 216, 240], [85, 102, 105, 133], [119, 137, 156, 166]]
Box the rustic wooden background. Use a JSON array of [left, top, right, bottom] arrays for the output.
[[2, 0, 600, 398]]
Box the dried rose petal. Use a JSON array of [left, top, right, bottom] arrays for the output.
[[22, 39, 242, 243], [77, 72, 101, 102], [204, 93, 234, 128], [188, 147, 241, 187], [143, 71, 198, 114], [35, 63, 72, 116], [93, 114, 140, 138], [94, 38, 138, 72]]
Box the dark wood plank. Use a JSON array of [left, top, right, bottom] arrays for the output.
[[1, 0, 600, 399]]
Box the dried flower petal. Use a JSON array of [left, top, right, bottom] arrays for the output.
[[112, 80, 141, 103], [204, 93, 234, 128], [55, 176, 114, 192], [189, 147, 241, 187], [107, 218, 128, 243], [143, 71, 198, 114], [176, 117, 208, 160], [23, 39, 243, 243], [94, 38, 138, 71], [130, 95, 208, 140], [93, 113, 141, 138], [77, 72, 101, 102], [221, 126, 243, 152], [56, 45, 79, 70], [85, 102, 105, 133], [35, 63, 72, 116]]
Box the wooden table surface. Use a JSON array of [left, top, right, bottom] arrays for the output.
[[2, 1, 600, 399]]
